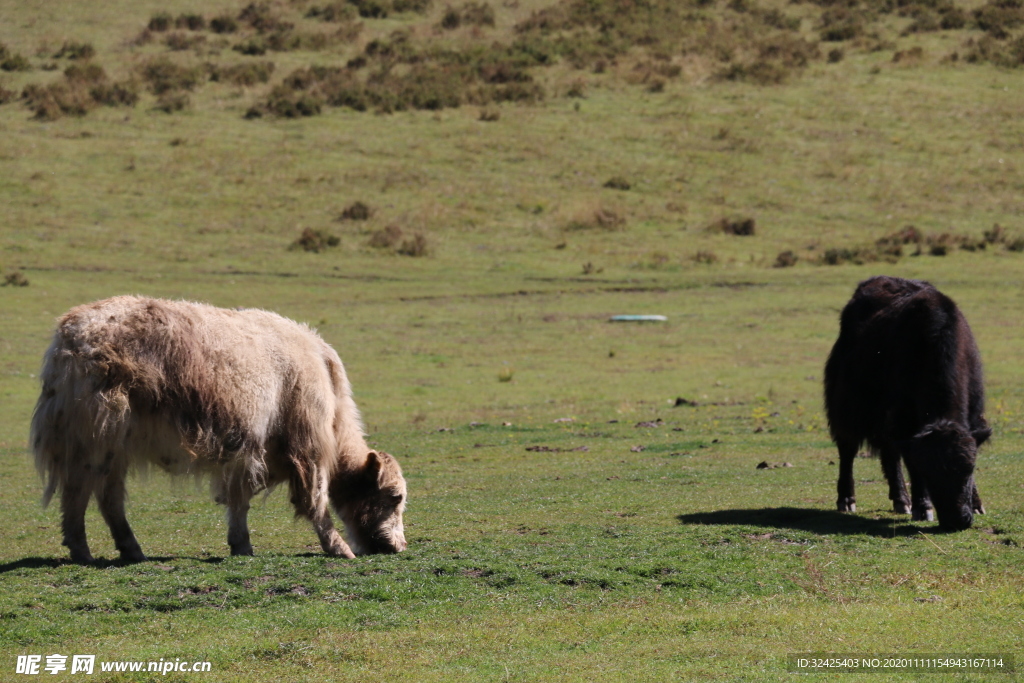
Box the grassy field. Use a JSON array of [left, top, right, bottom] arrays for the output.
[[2, 0, 1024, 680]]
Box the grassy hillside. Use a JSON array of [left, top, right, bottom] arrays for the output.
[[1, 0, 1023, 680]]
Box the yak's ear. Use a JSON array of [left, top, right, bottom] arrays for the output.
[[364, 451, 382, 481], [972, 426, 992, 448]]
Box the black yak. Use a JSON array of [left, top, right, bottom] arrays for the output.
[[31, 296, 407, 563], [824, 276, 990, 530]]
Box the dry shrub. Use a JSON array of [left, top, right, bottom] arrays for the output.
[[440, 2, 496, 29], [397, 232, 430, 256], [165, 32, 207, 51], [3, 271, 29, 287], [1, 52, 31, 72], [155, 91, 190, 112], [148, 12, 174, 32], [973, 0, 1024, 37], [369, 224, 404, 248], [693, 250, 719, 264], [963, 34, 1024, 66], [53, 41, 95, 60], [210, 61, 275, 86], [565, 205, 626, 231], [239, 2, 293, 33], [340, 201, 372, 220], [210, 14, 239, 33], [307, 3, 358, 21], [773, 250, 798, 267], [22, 63, 137, 119], [291, 228, 340, 252], [139, 58, 204, 94], [715, 217, 756, 236], [176, 13, 207, 30], [479, 106, 500, 121], [819, 7, 864, 41], [892, 46, 925, 64], [603, 176, 631, 190]]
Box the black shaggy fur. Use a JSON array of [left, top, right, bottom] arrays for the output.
[[824, 276, 990, 530]]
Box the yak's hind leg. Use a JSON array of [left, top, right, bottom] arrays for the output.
[[60, 469, 94, 564], [879, 445, 911, 514], [95, 462, 145, 563], [836, 438, 859, 512]]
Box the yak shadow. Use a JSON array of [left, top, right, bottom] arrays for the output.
[[677, 507, 949, 538], [0, 555, 229, 573]]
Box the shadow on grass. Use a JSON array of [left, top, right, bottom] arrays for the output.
[[0, 555, 229, 573], [677, 507, 946, 538]]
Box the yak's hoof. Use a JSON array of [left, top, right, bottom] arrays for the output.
[[893, 501, 911, 514], [911, 508, 934, 522], [230, 546, 255, 556], [69, 551, 94, 565], [119, 550, 147, 563], [837, 499, 856, 513]]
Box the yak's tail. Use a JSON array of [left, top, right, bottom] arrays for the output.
[[30, 331, 132, 508]]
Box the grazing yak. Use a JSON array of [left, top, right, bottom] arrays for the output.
[[30, 296, 407, 563], [824, 276, 990, 530]]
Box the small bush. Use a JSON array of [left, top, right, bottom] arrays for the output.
[[716, 217, 756, 236], [566, 207, 626, 231], [291, 228, 340, 252], [139, 58, 204, 94], [393, 0, 432, 11], [233, 38, 268, 56], [773, 250, 798, 267], [397, 232, 429, 256], [308, 3, 358, 21], [210, 14, 239, 33], [210, 61, 275, 86], [165, 32, 207, 51], [479, 106, 500, 121], [984, 224, 1007, 244], [176, 13, 207, 31], [603, 176, 631, 190], [1, 53, 31, 72], [3, 271, 29, 287], [819, 7, 864, 41], [828, 48, 845, 63], [369, 225, 404, 248], [148, 12, 174, 32], [693, 250, 719, 264], [53, 41, 95, 60], [340, 201, 372, 220], [155, 91, 190, 113]]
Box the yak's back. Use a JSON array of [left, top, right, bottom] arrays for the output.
[[32, 296, 366, 499], [825, 276, 982, 443]]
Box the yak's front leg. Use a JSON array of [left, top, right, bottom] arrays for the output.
[[96, 466, 146, 563], [225, 487, 255, 556], [972, 482, 985, 515], [835, 439, 859, 513], [310, 510, 356, 559], [879, 445, 911, 514], [901, 458, 935, 522]]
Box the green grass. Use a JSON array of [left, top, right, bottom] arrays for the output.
[[2, 0, 1024, 680]]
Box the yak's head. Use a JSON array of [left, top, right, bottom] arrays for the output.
[[331, 450, 407, 555], [903, 420, 989, 531]]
